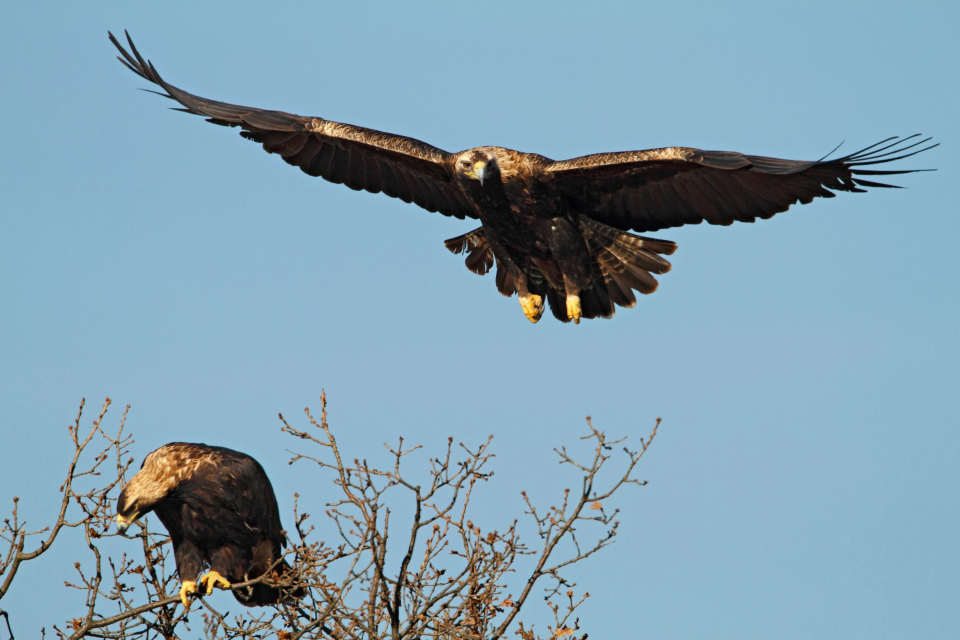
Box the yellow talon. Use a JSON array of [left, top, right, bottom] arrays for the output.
[[566, 295, 581, 324], [179, 580, 199, 608], [519, 294, 544, 323], [199, 570, 231, 595]]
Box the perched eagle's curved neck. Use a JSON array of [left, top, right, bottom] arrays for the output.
[[120, 447, 211, 518], [119, 469, 174, 516]]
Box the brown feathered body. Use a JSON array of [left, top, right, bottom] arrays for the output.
[[110, 32, 935, 323], [446, 146, 678, 321], [116, 443, 303, 606]]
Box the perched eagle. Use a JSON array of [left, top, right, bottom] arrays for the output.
[[116, 443, 304, 608], [110, 32, 935, 324]]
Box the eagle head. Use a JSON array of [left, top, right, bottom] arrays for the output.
[[115, 446, 182, 535], [115, 485, 142, 535], [455, 148, 500, 186]]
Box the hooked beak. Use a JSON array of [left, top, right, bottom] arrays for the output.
[[474, 161, 487, 186], [116, 513, 138, 535]]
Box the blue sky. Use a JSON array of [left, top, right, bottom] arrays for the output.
[[1, 1, 957, 638]]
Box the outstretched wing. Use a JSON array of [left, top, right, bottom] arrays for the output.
[[544, 137, 937, 233], [110, 31, 476, 220]]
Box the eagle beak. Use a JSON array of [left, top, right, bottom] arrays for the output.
[[474, 161, 487, 186], [116, 513, 137, 535]]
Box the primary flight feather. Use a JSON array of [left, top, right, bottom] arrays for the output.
[[110, 31, 936, 324]]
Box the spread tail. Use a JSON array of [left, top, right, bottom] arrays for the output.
[[445, 220, 676, 322], [580, 218, 676, 316]]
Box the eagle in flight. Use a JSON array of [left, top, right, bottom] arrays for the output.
[[110, 32, 935, 324], [116, 443, 304, 608]]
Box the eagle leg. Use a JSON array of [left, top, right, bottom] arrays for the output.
[[566, 295, 582, 324], [509, 270, 543, 323], [562, 275, 582, 325], [198, 570, 232, 595], [179, 580, 200, 608], [519, 293, 544, 323]]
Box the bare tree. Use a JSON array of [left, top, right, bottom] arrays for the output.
[[0, 395, 660, 639]]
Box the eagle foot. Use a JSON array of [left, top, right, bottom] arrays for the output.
[[519, 294, 544, 323], [199, 570, 231, 595], [566, 295, 581, 324], [179, 580, 200, 608]]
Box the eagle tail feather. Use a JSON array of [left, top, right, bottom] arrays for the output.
[[233, 558, 306, 607], [580, 278, 615, 320], [596, 255, 637, 309], [444, 227, 495, 276], [581, 219, 675, 310], [495, 261, 516, 297], [443, 227, 484, 255], [546, 289, 571, 322]]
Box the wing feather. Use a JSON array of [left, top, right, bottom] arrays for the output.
[[110, 31, 476, 220], [545, 139, 936, 233], [212, 448, 287, 551]]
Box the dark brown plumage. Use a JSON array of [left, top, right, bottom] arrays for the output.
[[116, 443, 303, 608], [110, 31, 936, 324]]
